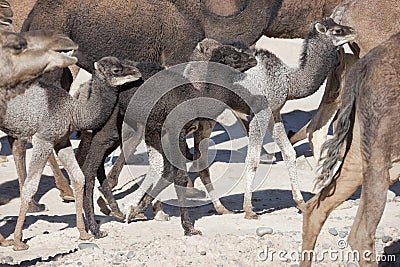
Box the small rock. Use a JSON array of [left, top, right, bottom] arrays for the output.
[[217, 265, 223, 267], [43, 231, 49, 234], [328, 228, 338, 236], [382, 235, 393, 243], [347, 262, 359, 267], [387, 190, 396, 202], [221, 256, 227, 261], [3, 256, 13, 263], [339, 231, 348, 238], [256, 227, 274, 237], [200, 251, 206, 256], [77, 262, 83, 266], [78, 242, 99, 250], [127, 251, 136, 259], [291, 264, 300, 267]]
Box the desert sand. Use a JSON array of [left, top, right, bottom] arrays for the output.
[[0, 37, 399, 267]]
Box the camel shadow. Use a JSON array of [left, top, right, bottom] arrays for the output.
[[0, 174, 70, 206]]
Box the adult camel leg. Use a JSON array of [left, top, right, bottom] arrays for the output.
[[193, 119, 232, 214], [54, 139, 93, 241], [348, 154, 389, 266], [13, 136, 53, 251], [8, 136, 45, 212], [301, 120, 362, 267]]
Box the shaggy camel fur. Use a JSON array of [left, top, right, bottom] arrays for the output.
[[0, 29, 82, 248], [126, 18, 356, 235], [289, 0, 400, 160], [0, 55, 142, 250], [301, 33, 400, 267]]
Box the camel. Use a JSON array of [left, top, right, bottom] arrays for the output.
[[0, 29, 81, 248], [0, 54, 142, 250], [289, 0, 400, 161], [301, 32, 400, 267], [0, 1, 75, 211], [124, 18, 356, 236]]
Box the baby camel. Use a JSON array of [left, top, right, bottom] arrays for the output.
[[301, 33, 400, 267], [0, 53, 142, 250], [0, 29, 78, 247]]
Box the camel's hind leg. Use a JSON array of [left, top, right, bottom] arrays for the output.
[[13, 136, 53, 251], [47, 152, 74, 201], [301, 120, 362, 267], [193, 119, 232, 215], [54, 140, 93, 241], [348, 157, 389, 266]]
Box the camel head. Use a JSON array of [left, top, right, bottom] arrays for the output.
[[0, 30, 78, 88], [194, 38, 257, 72], [313, 17, 356, 46], [94, 56, 142, 88]]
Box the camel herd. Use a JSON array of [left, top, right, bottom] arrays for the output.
[[0, 0, 399, 266]]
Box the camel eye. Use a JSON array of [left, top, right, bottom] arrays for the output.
[[334, 29, 344, 35], [112, 68, 122, 74]]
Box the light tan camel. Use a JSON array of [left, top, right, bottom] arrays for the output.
[[301, 32, 400, 267]]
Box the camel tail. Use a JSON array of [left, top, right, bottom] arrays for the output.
[[314, 66, 365, 192]]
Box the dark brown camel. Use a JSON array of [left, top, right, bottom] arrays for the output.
[[301, 32, 400, 267]]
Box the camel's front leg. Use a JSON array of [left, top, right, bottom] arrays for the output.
[[243, 109, 271, 219], [55, 140, 93, 241], [13, 136, 53, 251]]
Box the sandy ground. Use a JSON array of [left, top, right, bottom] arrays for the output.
[[0, 37, 399, 267]]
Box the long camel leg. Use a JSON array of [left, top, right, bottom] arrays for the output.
[[193, 119, 232, 214], [55, 140, 93, 241], [13, 136, 53, 251], [348, 154, 389, 266], [301, 120, 362, 267], [8, 136, 45, 212]]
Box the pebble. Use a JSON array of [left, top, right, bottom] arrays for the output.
[[78, 242, 99, 250], [291, 264, 300, 267], [256, 227, 274, 237], [382, 235, 393, 243], [77, 262, 83, 266], [200, 251, 206, 256], [328, 228, 338, 236], [387, 190, 396, 202], [338, 231, 348, 238], [127, 251, 136, 259]]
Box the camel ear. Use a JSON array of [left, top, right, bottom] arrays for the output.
[[196, 42, 205, 53], [315, 23, 327, 34]]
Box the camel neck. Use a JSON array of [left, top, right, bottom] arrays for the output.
[[289, 38, 337, 100]]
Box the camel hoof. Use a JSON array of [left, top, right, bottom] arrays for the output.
[[244, 211, 259, 220], [185, 228, 202, 236], [27, 200, 46, 213], [79, 232, 94, 241], [154, 210, 169, 221], [0, 239, 14, 247], [185, 188, 206, 199], [110, 211, 125, 220], [13, 242, 29, 251], [216, 207, 234, 215], [94, 230, 108, 239]]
